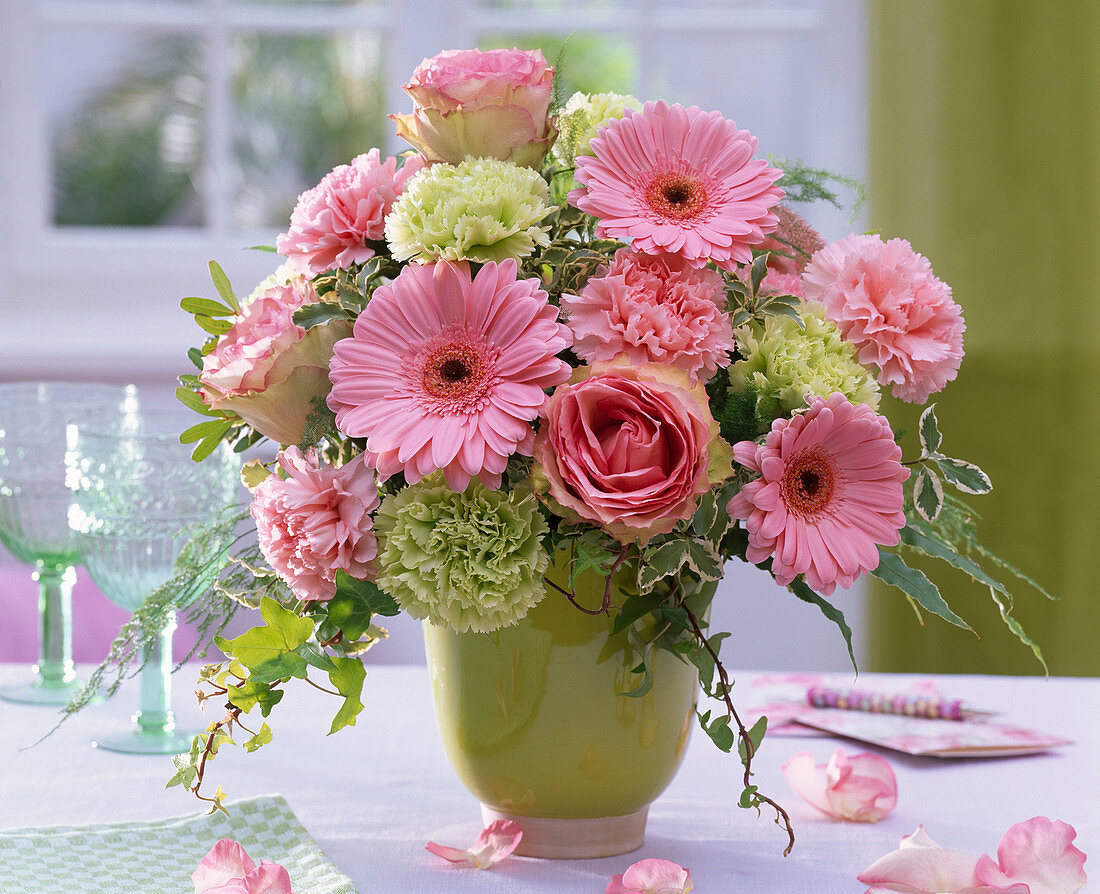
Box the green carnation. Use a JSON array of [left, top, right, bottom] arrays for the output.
[[552, 91, 644, 165], [374, 477, 550, 634], [384, 157, 552, 265], [731, 306, 881, 419]]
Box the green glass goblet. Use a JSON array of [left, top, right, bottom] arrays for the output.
[[66, 410, 240, 754], [0, 382, 139, 705]]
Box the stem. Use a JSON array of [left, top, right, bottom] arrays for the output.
[[682, 596, 796, 857], [33, 563, 77, 688], [135, 611, 177, 736]]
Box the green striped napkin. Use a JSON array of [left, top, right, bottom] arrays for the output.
[[0, 795, 357, 893]]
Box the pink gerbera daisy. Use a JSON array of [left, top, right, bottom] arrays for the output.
[[276, 149, 425, 277], [327, 259, 572, 491], [560, 248, 734, 381], [801, 234, 965, 404], [569, 101, 784, 271], [728, 393, 909, 596]]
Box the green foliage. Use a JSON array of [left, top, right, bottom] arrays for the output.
[[771, 156, 866, 221], [871, 549, 973, 632]]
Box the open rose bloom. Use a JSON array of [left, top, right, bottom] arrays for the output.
[[178, 44, 1045, 854]]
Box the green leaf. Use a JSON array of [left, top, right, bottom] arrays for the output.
[[296, 642, 338, 674], [165, 736, 203, 790], [611, 592, 661, 636], [619, 657, 653, 699], [914, 466, 944, 522], [243, 722, 273, 753], [871, 549, 973, 631], [933, 456, 993, 494], [749, 253, 769, 296], [697, 709, 735, 753], [789, 579, 857, 671], [762, 301, 804, 330], [208, 260, 240, 312], [194, 314, 233, 336], [226, 679, 285, 716], [638, 538, 691, 591], [918, 404, 942, 454], [246, 243, 278, 253], [333, 570, 400, 618], [738, 715, 768, 764], [214, 596, 315, 683], [180, 418, 232, 446], [293, 300, 350, 330], [181, 296, 236, 318], [691, 490, 718, 539], [175, 386, 219, 417], [327, 656, 366, 734], [686, 539, 723, 581], [187, 347, 204, 370]]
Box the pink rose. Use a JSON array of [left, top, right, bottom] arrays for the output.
[[391, 47, 556, 168], [250, 448, 380, 602], [276, 149, 425, 277], [533, 362, 732, 544], [199, 277, 351, 446], [782, 747, 897, 822], [192, 839, 292, 894]]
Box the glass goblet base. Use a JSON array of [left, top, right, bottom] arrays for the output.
[[91, 726, 197, 755], [0, 676, 85, 706]]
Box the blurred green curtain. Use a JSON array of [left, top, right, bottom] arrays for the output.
[[869, 1, 1100, 675]]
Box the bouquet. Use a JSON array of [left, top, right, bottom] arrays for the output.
[[155, 47, 1047, 850]]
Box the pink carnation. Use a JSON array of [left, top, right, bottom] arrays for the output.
[[534, 362, 732, 544], [200, 277, 350, 446], [570, 101, 784, 271], [728, 393, 909, 596], [276, 149, 425, 277], [561, 249, 734, 382], [250, 448, 380, 602], [802, 234, 965, 404]]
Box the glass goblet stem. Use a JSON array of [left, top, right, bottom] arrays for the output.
[[32, 563, 77, 690], [135, 611, 178, 739]]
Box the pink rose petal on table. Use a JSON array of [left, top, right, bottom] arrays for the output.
[[607, 858, 693, 894], [858, 826, 1018, 894], [193, 840, 293, 894], [782, 747, 897, 822], [975, 817, 1087, 894], [426, 819, 524, 869]]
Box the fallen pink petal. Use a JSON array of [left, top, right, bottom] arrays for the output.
[[782, 747, 897, 822], [606, 858, 693, 894], [857, 825, 1009, 894], [192, 839, 293, 894], [425, 819, 524, 869], [975, 817, 1087, 894]]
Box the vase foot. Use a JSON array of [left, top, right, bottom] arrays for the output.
[[481, 804, 648, 859]]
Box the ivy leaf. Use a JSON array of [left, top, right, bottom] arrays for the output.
[[240, 459, 271, 490], [327, 656, 366, 734], [914, 466, 944, 522], [691, 490, 718, 539], [214, 596, 315, 683], [697, 709, 735, 753], [871, 549, 973, 631], [738, 715, 768, 765], [686, 539, 723, 581], [165, 735, 203, 790], [243, 722, 273, 753], [611, 592, 661, 636], [293, 300, 350, 330], [208, 260, 240, 312], [789, 579, 857, 671], [933, 456, 992, 494], [297, 642, 338, 674], [333, 571, 400, 619], [918, 404, 942, 454], [749, 253, 769, 296], [205, 785, 230, 818], [619, 656, 653, 699], [226, 679, 285, 717], [762, 300, 804, 330]]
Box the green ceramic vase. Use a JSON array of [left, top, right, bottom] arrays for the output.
[[423, 549, 715, 858]]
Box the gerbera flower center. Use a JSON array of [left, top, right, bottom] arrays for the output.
[[781, 447, 839, 518], [414, 328, 500, 412], [644, 169, 708, 221]]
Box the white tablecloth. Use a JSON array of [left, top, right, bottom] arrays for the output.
[[1, 664, 1096, 892]]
